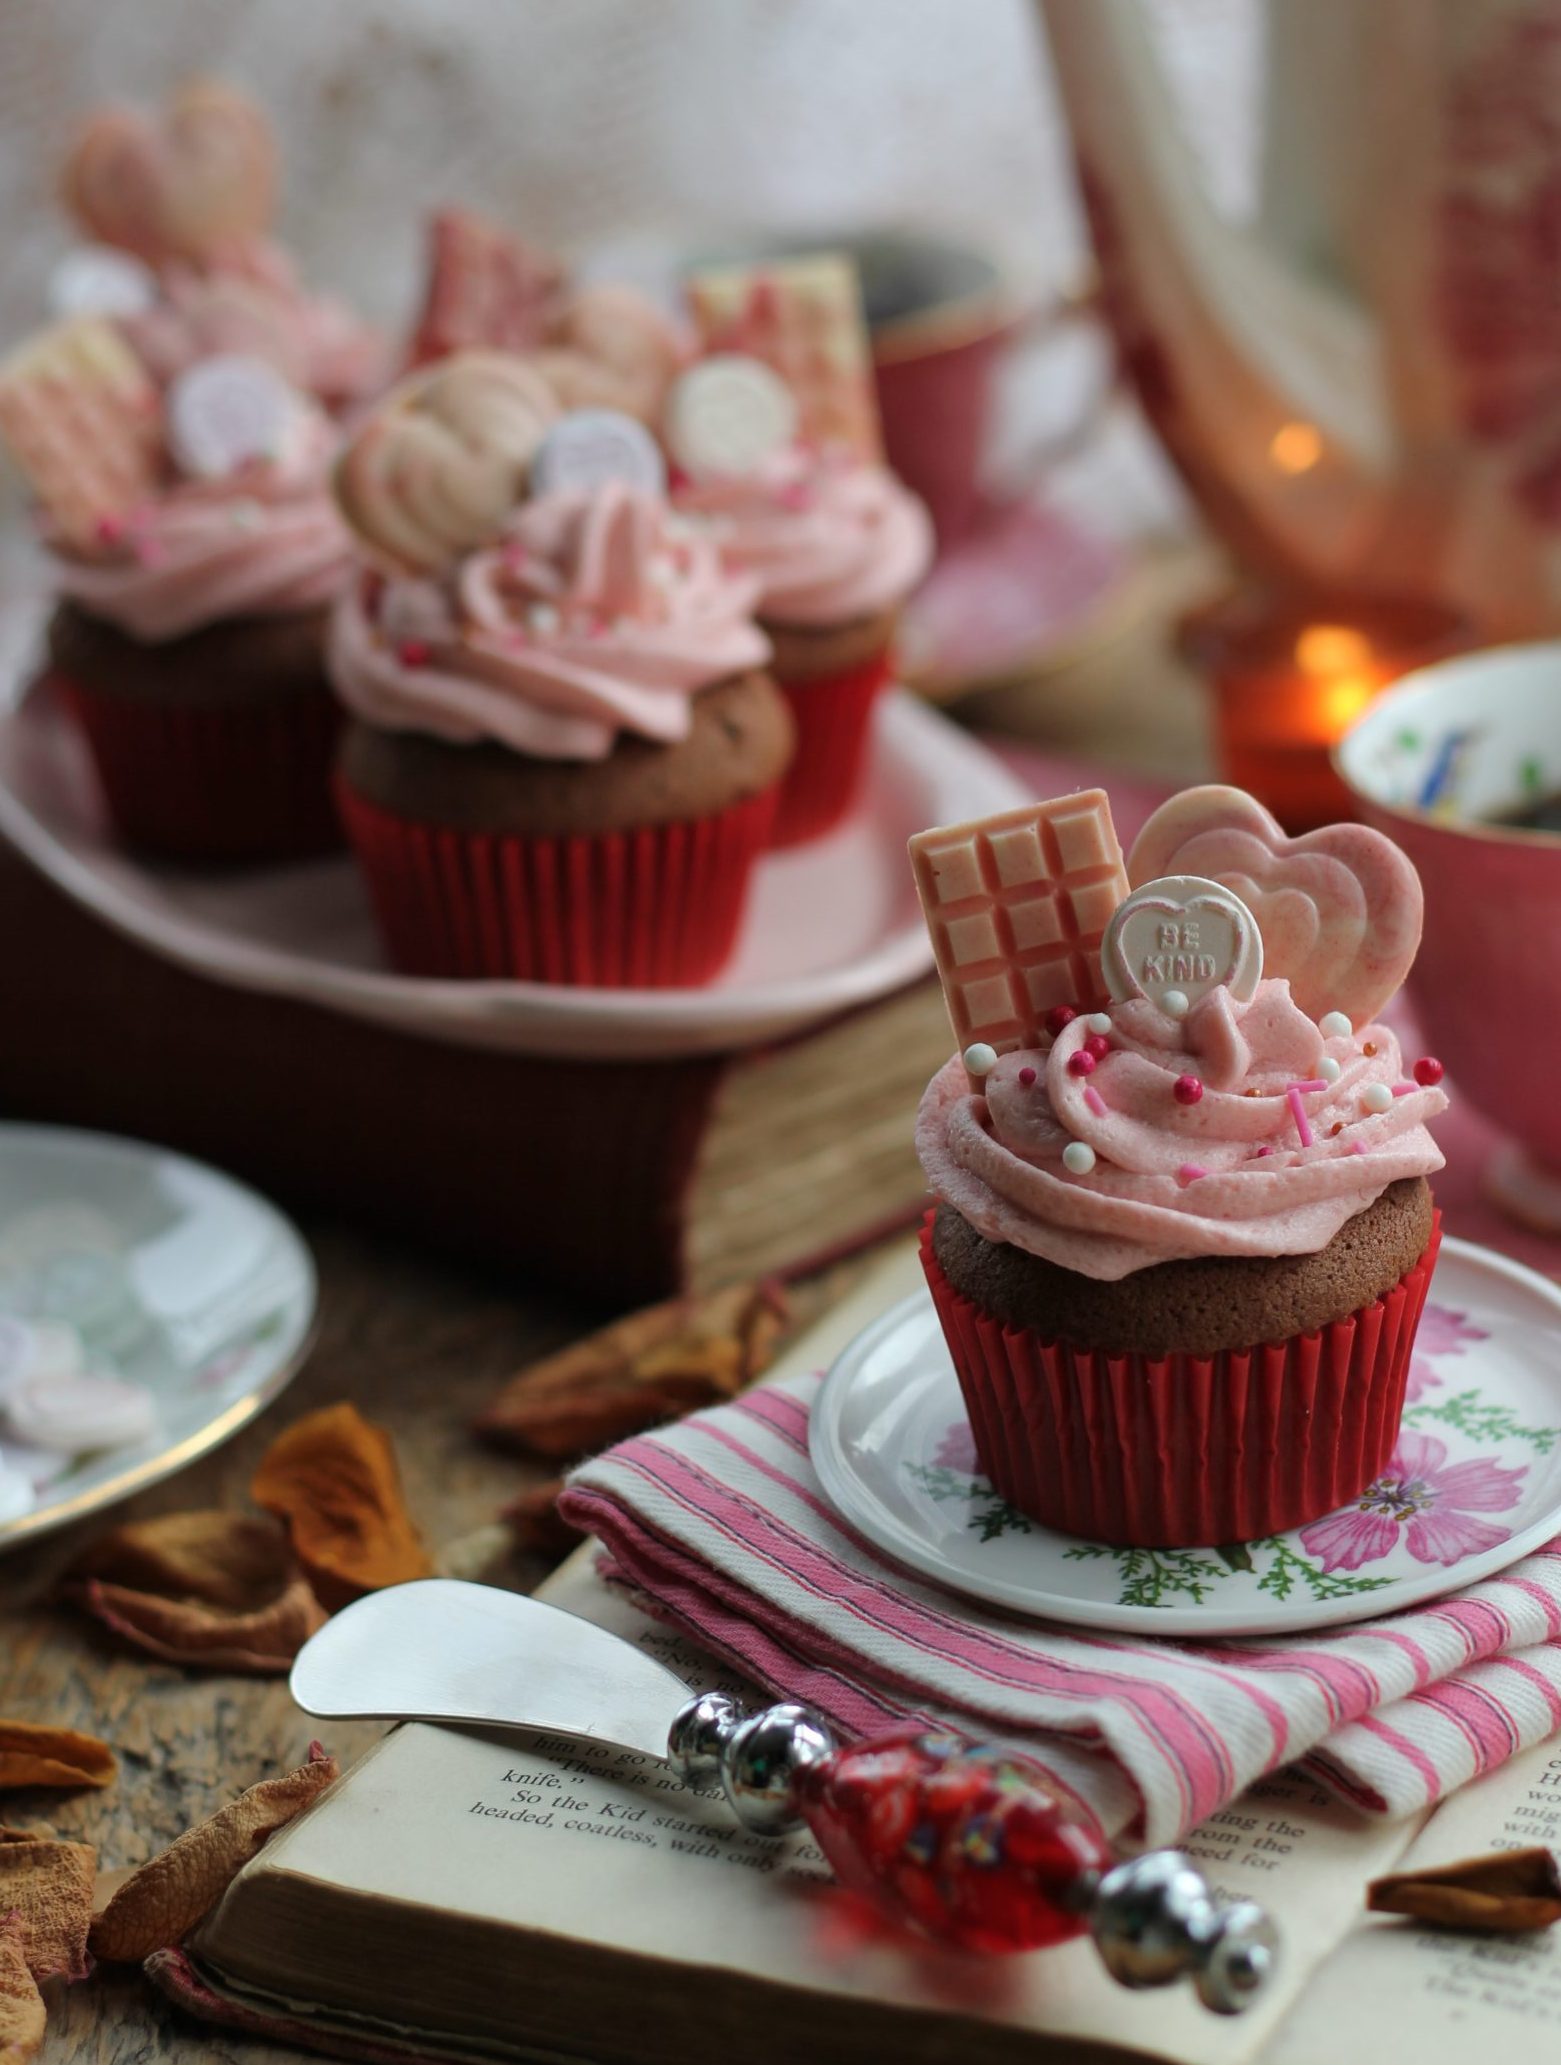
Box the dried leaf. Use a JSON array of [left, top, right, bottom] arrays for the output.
[[1368, 1846, 1561, 1931], [68, 1575, 325, 1675], [251, 1404, 432, 1612], [476, 1281, 789, 1460], [502, 1478, 584, 1557], [0, 1913, 44, 2065], [0, 1828, 96, 1982], [68, 1511, 298, 1611], [0, 1723, 114, 1793], [89, 1744, 337, 1963], [62, 1511, 325, 1674]]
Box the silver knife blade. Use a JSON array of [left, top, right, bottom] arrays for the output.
[[289, 1579, 691, 1763]]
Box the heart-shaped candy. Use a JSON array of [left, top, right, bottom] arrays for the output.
[[1103, 875, 1262, 1014], [333, 352, 560, 576], [60, 78, 277, 268], [1128, 785, 1422, 1027]]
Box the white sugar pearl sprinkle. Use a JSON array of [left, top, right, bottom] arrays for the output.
[[1318, 1056, 1341, 1084], [1062, 1141, 1097, 1175], [1161, 990, 1190, 1020], [1361, 1082, 1393, 1115], [1320, 1011, 1353, 1040], [1085, 1013, 1112, 1035], [963, 1043, 998, 1078]]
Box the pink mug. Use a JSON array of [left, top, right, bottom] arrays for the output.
[[1334, 643, 1561, 1227]]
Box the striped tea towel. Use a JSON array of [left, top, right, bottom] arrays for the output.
[[560, 1370, 1561, 1848]]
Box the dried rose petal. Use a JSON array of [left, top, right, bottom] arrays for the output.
[[89, 1745, 337, 1964], [1368, 1846, 1561, 1931], [0, 1913, 44, 2065], [0, 1724, 114, 1793], [62, 1511, 324, 1674], [502, 1478, 583, 1557], [68, 1511, 297, 1611], [0, 1828, 96, 1982], [68, 1575, 325, 1675], [476, 1281, 788, 1460], [251, 1405, 431, 1612]]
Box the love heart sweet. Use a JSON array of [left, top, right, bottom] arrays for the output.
[[60, 77, 277, 268], [531, 409, 666, 498], [665, 354, 799, 478], [333, 352, 560, 576], [167, 354, 305, 480], [1103, 875, 1263, 1015], [1128, 785, 1423, 1027]]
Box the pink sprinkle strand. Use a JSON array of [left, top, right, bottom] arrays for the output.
[[1392, 1083, 1415, 1096], [1291, 1079, 1328, 1094], [1084, 1087, 1107, 1116], [1286, 1085, 1314, 1148], [1177, 1163, 1207, 1183]]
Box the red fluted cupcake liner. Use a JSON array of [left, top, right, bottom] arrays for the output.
[[921, 1211, 1443, 1548], [770, 648, 894, 847], [336, 775, 779, 986], [58, 674, 343, 865]]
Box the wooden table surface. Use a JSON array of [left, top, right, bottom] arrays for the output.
[[0, 1216, 878, 2063]]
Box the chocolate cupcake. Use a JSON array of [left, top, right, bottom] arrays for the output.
[[676, 443, 930, 846], [327, 355, 791, 985], [910, 785, 1449, 1548]]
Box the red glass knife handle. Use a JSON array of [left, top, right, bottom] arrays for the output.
[[667, 1698, 1276, 2006]]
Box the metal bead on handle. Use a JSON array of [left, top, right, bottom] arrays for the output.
[[667, 1693, 836, 1834], [1090, 1853, 1279, 2015]]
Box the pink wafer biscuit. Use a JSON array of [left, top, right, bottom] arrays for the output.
[[1128, 784, 1423, 1027], [910, 791, 1129, 1061], [686, 254, 881, 460], [410, 208, 562, 366], [0, 319, 161, 548]]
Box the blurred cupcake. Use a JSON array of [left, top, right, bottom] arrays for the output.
[[668, 343, 931, 846], [0, 319, 354, 862], [910, 785, 1449, 1547], [54, 78, 385, 415], [327, 353, 791, 985]]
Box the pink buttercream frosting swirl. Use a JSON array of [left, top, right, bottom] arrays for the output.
[[917, 981, 1448, 1280], [328, 482, 772, 761], [50, 409, 352, 643], [674, 448, 932, 627]]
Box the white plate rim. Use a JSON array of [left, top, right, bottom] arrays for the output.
[[0, 686, 1026, 1061], [810, 1235, 1561, 1637], [0, 1120, 318, 1553]]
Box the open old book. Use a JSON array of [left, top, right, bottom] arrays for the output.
[[184, 1261, 1561, 2065]]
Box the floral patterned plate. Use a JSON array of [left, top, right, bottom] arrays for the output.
[[0, 1123, 316, 1553], [809, 1237, 1561, 1636]]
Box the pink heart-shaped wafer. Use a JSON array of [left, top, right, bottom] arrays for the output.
[[1127, 785, 1422, 1027], [61, 77, 276, 268]]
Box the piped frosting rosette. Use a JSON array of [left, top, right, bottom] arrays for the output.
[[330, 480, 770, 762], [52, 404, 351, 642], [674, 446, 932, 626], [917, 983, 1448, 1281]]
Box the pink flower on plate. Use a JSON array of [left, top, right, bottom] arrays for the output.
[[1404, 1303, 1492, 1402], [932, 1421, 979, 1474], [1417, 1304, 1490, 1358], [1300, 1431, 1525, 1572]]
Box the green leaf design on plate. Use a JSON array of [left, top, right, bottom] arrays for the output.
[[904, 1463, 1033, 1542], [1062, 1543, 1228, 1609], [1402, 1388, 1558, 1454], [1248, 1537, 1395, 1603]]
